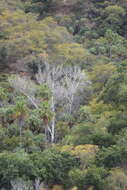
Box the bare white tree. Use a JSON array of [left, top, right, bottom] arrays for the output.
[[11, 178, 34, 190], [9, 59, 91, 143], [36, 62, 91, 143], [36, 63, 63, 143], [62, 66, 90, 114], [9, 76, 38, 109], [11, 178, 46, 190], [34, 178, 44, 190], [8, 75, 51, 142]]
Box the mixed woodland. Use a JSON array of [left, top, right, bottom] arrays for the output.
[[0, 0, 127, 189]]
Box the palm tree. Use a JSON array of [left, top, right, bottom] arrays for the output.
[[14, 96, 28, 147]]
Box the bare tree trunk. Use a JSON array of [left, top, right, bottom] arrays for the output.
[[9, 63, 90, 146], [108, 44, 112, 59], [18, 118, 24, 148], [51, 94, 55, 143], [45, 125, 48, 145], [34, 178, 41, 190], [68, 94, 74, 115], [11, 178, 34, 190]]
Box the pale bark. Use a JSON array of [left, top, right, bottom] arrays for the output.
[[11, 178, 33, 190], [9, 76, 38, 109], [36, 63, 63, 143], [34, 178, 41, 190], [9, 60, 91, 143], [51, 95, 55, 143]]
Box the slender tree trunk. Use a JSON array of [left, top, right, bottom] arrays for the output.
[[69, 94, 74, 115], [108, 44, 112, 59], [19, 118, 24, 148], [45, 125, 48, 145], [51, 94, 55, 143], [34, 178, 41, 190]]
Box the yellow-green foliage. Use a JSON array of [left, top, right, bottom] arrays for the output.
[[69, 186, 78, 190], [0, 8, 88, 67], [0, 10, 71, 61], [90, 63, 117, 91], [105, 5, 125, 16], [52, 185, 63, 190], [0, 0, 127, 189], [54, 43, 89, 65], [59, 144, 99, 155], [86, 186, 94, 190], [106, 168, 127, 190], [60, 144, 99, 168]]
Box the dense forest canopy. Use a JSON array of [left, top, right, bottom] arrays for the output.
[[0, 0, 127, 189]]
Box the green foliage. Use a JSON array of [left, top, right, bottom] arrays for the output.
[[91, 30, 127, 60], [105, 168, 127, 190], [0, 0, 127, 189], [92, 131, 115, 147], [85, 166, 107, 190], [101, 72, 127, 106], [107, 113, 127, 134], [65, 123, 95, 145], [24, 0, 53, 16], [90, 63, 117, 91], [0, 87, 8, 101], [0, 150, 35, 183], [31, 148, 79, 187], [36, 84, 51, 100], [69, 168, 86, 190], [96, 144, 127, 168], [100, 5, 126, 33]]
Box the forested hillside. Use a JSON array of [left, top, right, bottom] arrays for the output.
[[0, 0, 127, 189]]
